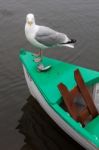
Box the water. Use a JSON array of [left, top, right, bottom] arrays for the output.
[[0, 0, 99, 149]]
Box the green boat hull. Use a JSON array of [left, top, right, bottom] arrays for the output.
[[20, 49, 99, 149]]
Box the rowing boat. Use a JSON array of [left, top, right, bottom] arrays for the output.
[[19, 48, 99, 150]]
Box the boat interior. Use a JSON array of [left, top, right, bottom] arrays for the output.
[[58, 69, 99, 138], [20, 50, 99, 146]]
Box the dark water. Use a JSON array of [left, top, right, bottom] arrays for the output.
[[0, 0, 99, 149]]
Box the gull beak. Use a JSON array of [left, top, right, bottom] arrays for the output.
[[27, 21, 33, 26]]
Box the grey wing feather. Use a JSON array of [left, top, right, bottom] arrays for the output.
[[35, 26, 66, 47]]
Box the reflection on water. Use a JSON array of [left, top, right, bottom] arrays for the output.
[[17, 96, 85, 150]]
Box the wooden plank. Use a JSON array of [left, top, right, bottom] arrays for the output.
[[74, 69, 98, 117], [58, 83, 78, 121]]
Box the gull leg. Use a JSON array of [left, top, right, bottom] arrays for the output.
[[37, 50, 52, 72], [34, 49, 42, 63], [33, 50, 42, 57]]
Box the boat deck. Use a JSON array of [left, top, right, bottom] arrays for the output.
[[20, 49, 99, 105]]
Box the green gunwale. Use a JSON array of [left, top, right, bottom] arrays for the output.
[[19, 48, 99, 148]]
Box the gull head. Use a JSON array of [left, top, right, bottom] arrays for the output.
[[26, 13, 35, 26]]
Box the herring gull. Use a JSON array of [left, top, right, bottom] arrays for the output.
[[25, 13, 76, 71]]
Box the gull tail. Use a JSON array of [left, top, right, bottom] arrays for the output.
[[61, 39, 77, 48]]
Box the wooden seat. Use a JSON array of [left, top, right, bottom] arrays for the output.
[[58, 69, 98, 126]]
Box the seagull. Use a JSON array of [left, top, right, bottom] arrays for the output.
[[25, 13, 76, 71]]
